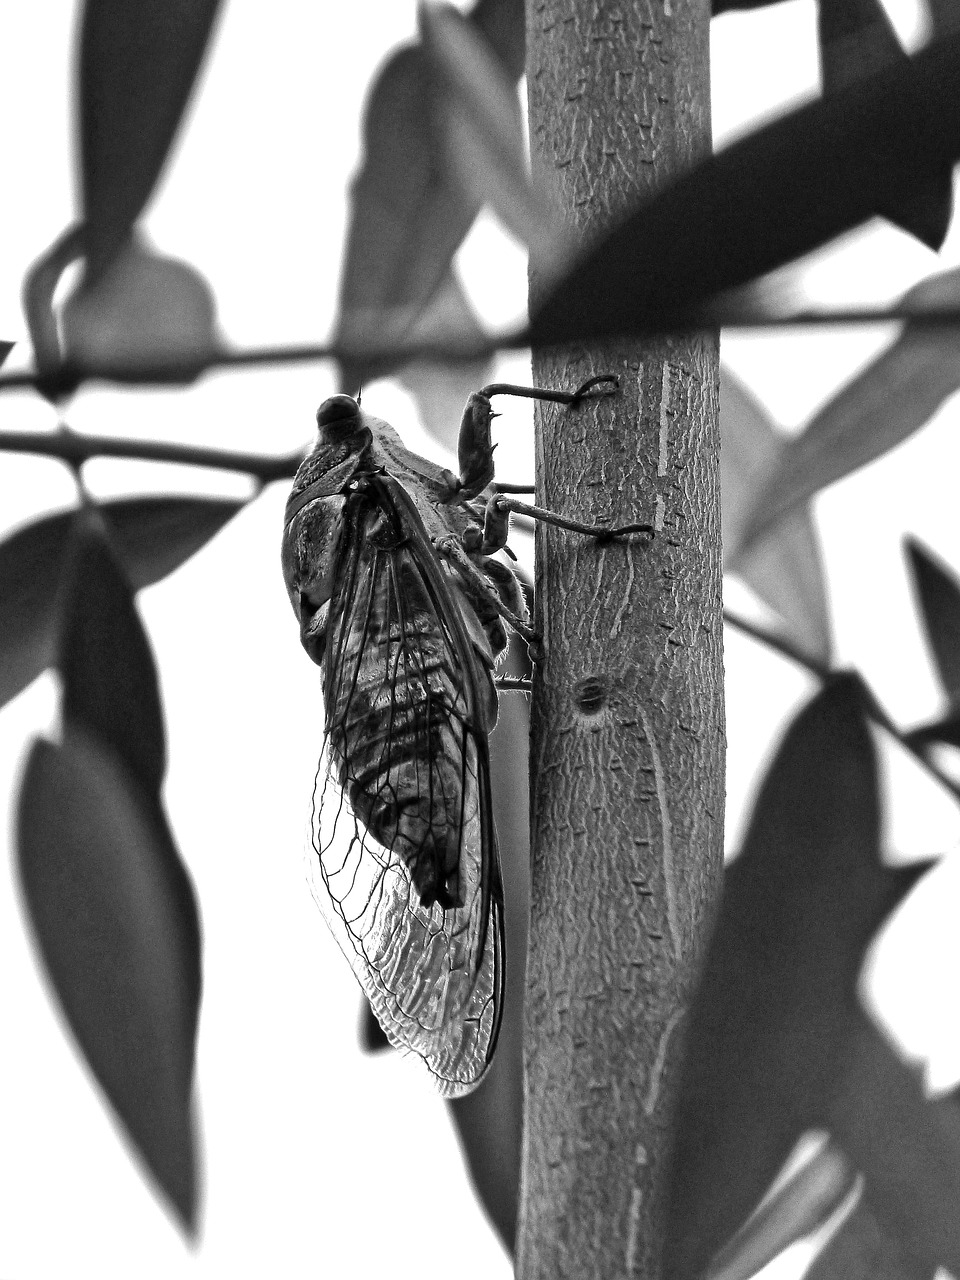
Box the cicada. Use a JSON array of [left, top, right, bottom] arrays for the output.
[[282, 378, 636, 1095]]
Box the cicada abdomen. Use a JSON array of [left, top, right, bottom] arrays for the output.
[[282, 395, 514, 1096]]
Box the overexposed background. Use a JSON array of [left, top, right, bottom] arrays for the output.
[[2, 1, 960, 1276]]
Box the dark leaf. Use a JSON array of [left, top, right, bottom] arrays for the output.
[[905, 536, 960, 710], [665, 676, 927, 1280], [61, 239, 219, 380], [707, 1142, 857, 1280], [59, 509, 167, 795], [22, 224, 87, 381], [740, 267, 960, 553], [448, 628, 530, 1256], [721, 369, 831, 665], [0, 340, 13, 369], [336, 0, 524, 389], [17, 732, 200, 1232], [805, 1196, 934, 1280], [57, 508, 202, 1094], [818, 0, 952, 249], [829, 1019, 960, 1276], [527, 33, 960, 346], [470, 0, 525, 79], [79, 0, 223, 276], [0, 495, 244, 712]]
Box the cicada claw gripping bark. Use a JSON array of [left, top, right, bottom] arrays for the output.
[[281, 377, 648, 1095]]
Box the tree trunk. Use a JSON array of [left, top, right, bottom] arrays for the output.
[[519, 3, 723, 1277]]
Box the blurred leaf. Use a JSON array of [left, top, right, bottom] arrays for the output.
[[721, 369, 832, 665], [0, 495, 244, 711], [527, 33, 960, 346], [0, 340, 13, 369], [61, 238, 219, 381], [905, 536, 960, 710], [665, 676, 929, 1280], [448, 628, 530, 1256], [707, 1142, 857, 1280], [336, 0, 524, 388], [56, 509, 202, 1079], [419, 3, 560, 268], [470, 0, 525, 78], [741, 267, 960, 552], [828, 1019, 960, 1276], [397, 272, 495, 450], [818, 0, 952, 249], [59, 510, 168, 794], [805, 1195, 934, 1280], [78, 0, 223, 277], [17, 732, 199, 1232]]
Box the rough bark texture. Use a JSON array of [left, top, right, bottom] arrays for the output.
[[520, 2, 723, 1278]]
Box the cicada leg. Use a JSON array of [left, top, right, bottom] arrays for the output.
[[455, 375, 621, 501], [480, 493, 655, 555], [434, 535, 539, 647]]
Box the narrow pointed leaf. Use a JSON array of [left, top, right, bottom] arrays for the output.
[[817, 0, 952, 248], [905, 537, 960, 710], [336, 0, 523, 388], [0, 495, 243, 711], [79, 0, 223, 276], [721, 369, 831, 665], [741, 267, 960, 552], [665, 677, 927, 1280], [419, 3, 560, 267], [707, 1142, 857, 1280], [527, 33, 960, 346], [0, 341, 13, 369], [17, 732, 199, 1231], [60, 511, 167, 794], [829, 1019, 960, 1276], [57, 512, 201, 1023]]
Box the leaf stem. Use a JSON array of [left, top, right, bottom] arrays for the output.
[[0, 428, 305, 481], [724, 607, 960, 803], [1, 302, 960, 397]]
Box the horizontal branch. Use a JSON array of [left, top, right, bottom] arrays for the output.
[[723, 607, 960, 803], [0, 428, 305, 481], [2, 302, 960, 396]]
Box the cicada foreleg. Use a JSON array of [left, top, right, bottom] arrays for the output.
[[454, 374, 621, 501], [434, 535, 538, 647]]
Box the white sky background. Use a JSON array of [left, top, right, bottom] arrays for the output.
[[2, 1, 960, 1277]]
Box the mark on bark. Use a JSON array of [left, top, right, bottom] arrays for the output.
[[625, 1184, 644, 1276], [658, 362, 672, 477], [638, 706, 681, 960], [643, 1006, 683, 1115]]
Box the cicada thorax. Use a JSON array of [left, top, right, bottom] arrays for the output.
[[323, 487, 487, 910]]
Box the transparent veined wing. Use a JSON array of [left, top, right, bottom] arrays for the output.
[[307, 474, 505, 1096]]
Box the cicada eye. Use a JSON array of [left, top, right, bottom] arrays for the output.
[[316, 394, 361, 440]]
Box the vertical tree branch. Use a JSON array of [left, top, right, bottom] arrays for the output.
[[520, 3, 722, 1277]]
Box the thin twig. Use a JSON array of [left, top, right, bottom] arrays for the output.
[[2, 302, 960, 396], [723, 607, 960, 802], [0, 428, 305, 481]]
